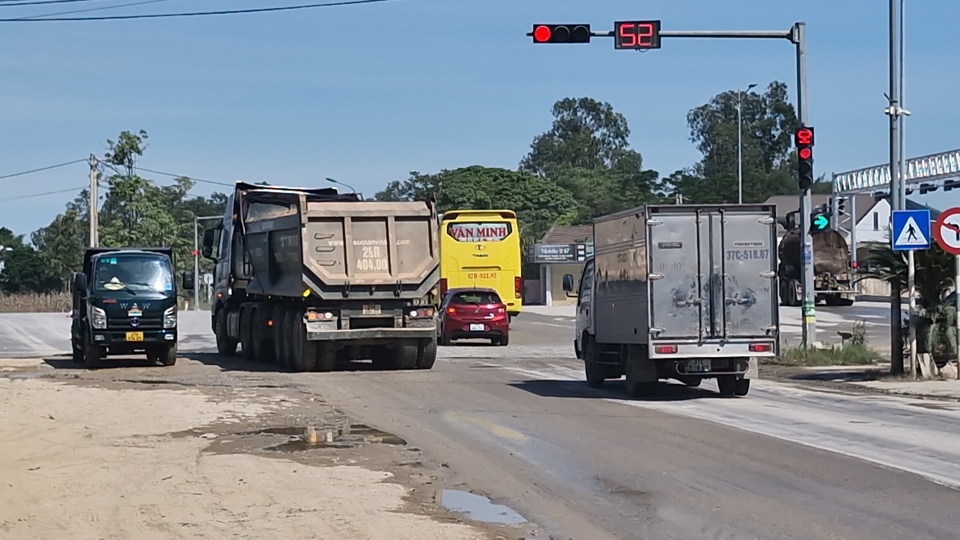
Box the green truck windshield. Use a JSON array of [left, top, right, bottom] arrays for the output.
[[94, 254, 174, 293]]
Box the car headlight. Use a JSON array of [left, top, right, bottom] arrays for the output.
[[163, 306, 177, 328], [91, 306, 107, 329]]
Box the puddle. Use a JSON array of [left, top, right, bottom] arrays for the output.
[[439, 489, 526, 525], [238, 423, 406, 452]]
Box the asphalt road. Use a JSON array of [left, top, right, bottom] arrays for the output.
[[4, 309, 960, 539]]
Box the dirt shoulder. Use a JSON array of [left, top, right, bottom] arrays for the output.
[[0, 361, 529, 540]]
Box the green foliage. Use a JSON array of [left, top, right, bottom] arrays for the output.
[[663, 81, 800, 203], [376, 166, 578, 246], [861, 235, 959, 358], [3, 130, 227, 295], [771, 345, 884, 367]]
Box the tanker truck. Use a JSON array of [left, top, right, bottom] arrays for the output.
[[199, 182, 440, 371], [777, 227, 856, 307]]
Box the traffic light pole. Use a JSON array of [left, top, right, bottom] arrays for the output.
[[585, 22, 816, 346]]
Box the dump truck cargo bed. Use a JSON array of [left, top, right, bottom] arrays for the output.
[[241, 192, 440, 300]]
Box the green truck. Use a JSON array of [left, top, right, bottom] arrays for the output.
[[70, 247, 193, 368]]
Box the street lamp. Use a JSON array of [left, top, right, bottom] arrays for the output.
[[737, 83, 757, 204], [324, 177, 357, 193]]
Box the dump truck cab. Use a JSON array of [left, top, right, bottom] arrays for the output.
[[70, 247, 193, 368]]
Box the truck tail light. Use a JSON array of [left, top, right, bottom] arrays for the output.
[[654, 345, 677, 354], [749, 343, 772, 352], [515, 276, 522, 299]]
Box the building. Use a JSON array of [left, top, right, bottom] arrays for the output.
[[528, 224, 593, 306]]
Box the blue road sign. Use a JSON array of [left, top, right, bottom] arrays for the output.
[[892, 209, 931, 251]]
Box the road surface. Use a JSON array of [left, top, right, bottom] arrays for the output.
[[3, 309, 960, 539]]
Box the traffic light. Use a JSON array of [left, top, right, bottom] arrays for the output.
[[795, 126, 814, 191], [530, 24, 591, 44], [810, 210, 831, 233]]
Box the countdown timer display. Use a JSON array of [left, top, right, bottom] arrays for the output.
[[613, 20, 662, 50]]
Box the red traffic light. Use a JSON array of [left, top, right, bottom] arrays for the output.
[[798, 147, 812, 160], [533, 25, 551, 42], [191, 250, 198, 257], [530, 24, 590, 43], [795, 126, 814, 146]]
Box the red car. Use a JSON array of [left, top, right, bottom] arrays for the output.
[[438, 288, 509, 346]]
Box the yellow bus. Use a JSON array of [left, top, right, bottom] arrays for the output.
[[439, 209, 523, 318]]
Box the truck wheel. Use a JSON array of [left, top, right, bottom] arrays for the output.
[[717, 375, 738, 396], [734, 378, 750, 396], [84, 343, 103, 369], [788, 279, 801, 306], [159, 344, 177, 366], [71, 337, 84, 364], [250, 308, 273, 363], [582, 338, 605, 388], [415, 339, 438, 370], [239, 309, 255, 361], [315, 343, 336, 372], [624, 349, 657, 397], [290, 311, 317, 372], [395, 344, 418, 370], [279, 309, 298, 370], [272, 306, 286, 367], [215, 309, 238, 356]]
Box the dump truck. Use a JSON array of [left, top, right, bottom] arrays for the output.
[[200, 182, 440, 372], [777, 228, 855, 307], [71, 247, 192, 368], [562, 204, 780, 397]]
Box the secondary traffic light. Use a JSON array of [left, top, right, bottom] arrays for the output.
[[530, 24, 591, 44], [795, 126, 814, 191], [810, 211, 831, 233]]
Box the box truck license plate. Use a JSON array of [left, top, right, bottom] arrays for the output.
[[362, 305, 381, 315], [686, 359, 711, 373], [469, 324, 484, 332]]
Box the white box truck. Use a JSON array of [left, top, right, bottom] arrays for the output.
[[562, 204, 780, 397]]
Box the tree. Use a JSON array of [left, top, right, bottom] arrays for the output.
[[0, 244, 62, 294], [664, 81, 799, 203], [375, 166, 578, 245], [520, 97, 662, 223], [520, 97, 633, 176], [21, 129, 229, 296]]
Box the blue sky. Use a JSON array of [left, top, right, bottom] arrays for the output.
[[0, 0, 958, 237]]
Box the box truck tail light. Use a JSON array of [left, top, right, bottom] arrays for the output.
[[515, 276, 522, 299], [749, 343, 772, 353], [439, 278, 447, 297], [851, 261, 859, 269], [654, 345, 677, 354]]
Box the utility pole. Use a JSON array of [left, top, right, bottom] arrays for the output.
[[886, 0, 904, 374], [88, 154, 98, 247], [737, 83, 757, 204]]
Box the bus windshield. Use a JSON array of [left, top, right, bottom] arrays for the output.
[[94, 254, 174, 294]]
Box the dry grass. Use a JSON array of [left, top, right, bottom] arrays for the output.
[[0, 293, 71, 313]]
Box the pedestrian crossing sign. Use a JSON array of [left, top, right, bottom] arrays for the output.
[[892, 209, 931, 251]]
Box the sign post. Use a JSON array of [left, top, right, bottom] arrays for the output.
[[892, 209, 931, 377], [933, 207, 960, 379]]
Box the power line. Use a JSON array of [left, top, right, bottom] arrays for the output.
[[21, 0, 172, 19], [0, 186, 84, 202], [0, 0, 397, 21], [135, 166, 233, 187], [0, 0, 104, 6], [0, 159, 86, 181]]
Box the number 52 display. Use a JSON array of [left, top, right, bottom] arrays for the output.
[[613, 20, 662, 50]]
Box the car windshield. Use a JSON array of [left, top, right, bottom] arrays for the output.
[[450, 291, 501, 305], [94, 254, 174, 293]]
